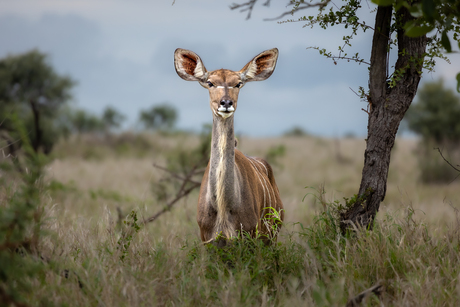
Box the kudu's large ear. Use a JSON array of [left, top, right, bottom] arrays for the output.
[[174, 48, 208, 82], [239, 48, 278, 82]]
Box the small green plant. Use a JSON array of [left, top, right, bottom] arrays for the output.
[[117, 210, 142, 261], [260, 206, 284, 241]]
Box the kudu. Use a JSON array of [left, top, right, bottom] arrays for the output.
[[174, 48, 284, 245]]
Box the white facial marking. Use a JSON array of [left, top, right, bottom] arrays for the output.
[[218, 106, 235, 112], [217, 111, 234, 119], [216, 86, 233, 89]]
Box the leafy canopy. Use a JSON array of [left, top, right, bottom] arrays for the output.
[[268, 0, 460, 91], [0, 49, 74, 114], [138, 103, 178, 131], [0, 49, 75, 153]]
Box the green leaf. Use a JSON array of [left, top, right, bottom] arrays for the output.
[[456, 73, 460, 93], [408, 3, 423, 18], [371, 0, 394, 6], [404, 22, 434, 37], [441, 31, 452, 52], [395, 0, 410, 11], [421, 0, 435, 22]]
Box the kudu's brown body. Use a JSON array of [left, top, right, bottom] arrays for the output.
[[174, 48, 284, 244]]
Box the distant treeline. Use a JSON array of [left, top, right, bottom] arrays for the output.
[[0, 49, 177, 155]]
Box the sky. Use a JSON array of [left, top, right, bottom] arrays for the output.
[[0, 0, 458, 137]]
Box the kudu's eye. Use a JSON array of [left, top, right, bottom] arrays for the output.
[[235, 82, 243, 88], [207, 81, 214, 88]]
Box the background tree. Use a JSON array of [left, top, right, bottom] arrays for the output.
[[231, 0, 460, 231], [406, 80, 460, 143], [406, 79, 460, 182], [102, 106, 126, 133], [66, 108, 104, 135], [0, 49, 74, 154], [138, 103, 178, 131], [283, 126, 309, 137]]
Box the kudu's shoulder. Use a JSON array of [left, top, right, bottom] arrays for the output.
[[234, 149, 274, 178]]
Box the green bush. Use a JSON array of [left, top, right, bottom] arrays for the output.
[[0, 115, 49, 305]]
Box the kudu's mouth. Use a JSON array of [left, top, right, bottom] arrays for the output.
[[217, 105, 235, 119]]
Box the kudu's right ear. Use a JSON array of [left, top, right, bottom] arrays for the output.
[[174, 48, 208, 82]]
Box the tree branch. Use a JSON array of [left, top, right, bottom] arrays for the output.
[[143, 181, 200, 224], [144, 164, 203, 224], [230, 0, 262, 20], [369, 5, 392, 100], [435, 147, 460, 172], [346, 282, 384, 307], [230, 0, 330, 21], [264, 1, 331, 21], [152, 163, 203, 185]]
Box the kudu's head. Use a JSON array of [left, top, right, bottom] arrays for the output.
[[174, 48, 278, 119]]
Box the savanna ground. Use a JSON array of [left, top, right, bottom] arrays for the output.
[[3, 132, 460, 306]]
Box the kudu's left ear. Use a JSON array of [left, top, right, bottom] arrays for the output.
[[239, 48, 278, 82], [174, 48, 208, 82]]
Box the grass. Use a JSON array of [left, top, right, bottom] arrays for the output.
[[2, 132, 460, 305]]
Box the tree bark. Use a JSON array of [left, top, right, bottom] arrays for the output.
[[30, 99, 41, 154], [340, 5, 427, 232]]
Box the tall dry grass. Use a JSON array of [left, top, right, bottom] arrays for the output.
[[12, 132, 459, 306]]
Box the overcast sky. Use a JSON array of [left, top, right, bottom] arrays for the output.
[[1, 0, 458, 137]]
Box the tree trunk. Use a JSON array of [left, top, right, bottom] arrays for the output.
[[340, 5, 427, 232], [30, 99, 41, 154]]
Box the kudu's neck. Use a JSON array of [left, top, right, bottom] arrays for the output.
[[209, 115, 236, 237]]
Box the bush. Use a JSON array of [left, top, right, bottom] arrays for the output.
[[0, 115, 49, 305]]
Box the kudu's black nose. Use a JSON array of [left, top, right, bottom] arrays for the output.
[[220, 99, 233, 109]]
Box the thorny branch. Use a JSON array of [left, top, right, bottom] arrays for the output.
[[346, 282, 384, 307], [152, 163, 204, 186], [230, 0, 330, 21], [435, 147, 460, 184], [435, 147, 460, 173], [143, 164, 204, 224]]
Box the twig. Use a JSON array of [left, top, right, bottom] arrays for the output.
[[152, 163, 203, 185], [346, 282, 384, 307], [144, 164, 202, 224], [0, 137, 21, 151], [143, 182, 200, 224], [264, 1, 330, 21], [230, 0, 260, 20], [329, 56, 370, 65], [230, 0, 329, 21], [435, 147, 460, 172], [435, 147, 460, 184]]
